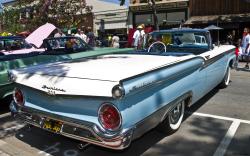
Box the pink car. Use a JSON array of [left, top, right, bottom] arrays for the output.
[[0, 23, 56, 56]]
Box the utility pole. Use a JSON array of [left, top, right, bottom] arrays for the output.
[[120, 0, 125, 6], [148, 0, 159, 30]]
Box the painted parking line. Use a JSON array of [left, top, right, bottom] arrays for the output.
[[213, 121, 240, 156], [187, 112, 250, 156], [3, 124, 25, 132], [0, 112, 11, 119], [188, 112, 250, 124]]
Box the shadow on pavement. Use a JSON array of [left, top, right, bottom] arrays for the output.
[[184, 88, 219, 121], [13, 113, 230, 156], [0, 95, 12, 114]]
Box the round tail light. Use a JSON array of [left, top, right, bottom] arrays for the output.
[[98, 103, 121, 131], [13, 88, 24, 106]]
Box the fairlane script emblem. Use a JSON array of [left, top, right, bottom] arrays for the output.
[[42, 85, 66, 96]]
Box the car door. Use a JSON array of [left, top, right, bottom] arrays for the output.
[[200, 47, 227, 93]]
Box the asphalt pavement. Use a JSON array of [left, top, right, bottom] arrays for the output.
[[0, 62, 249, 156]]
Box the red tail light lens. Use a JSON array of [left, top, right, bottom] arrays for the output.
[[13, 88, 24, 106], [98, 103, 121, 131]]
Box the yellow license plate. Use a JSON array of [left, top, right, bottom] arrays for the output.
[[43, 119, 62, 133]]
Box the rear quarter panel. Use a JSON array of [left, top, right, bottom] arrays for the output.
[[118, 57, 205, 129]]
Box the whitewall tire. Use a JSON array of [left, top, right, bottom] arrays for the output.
[[219, 67, 231, 88], [157, 100, 185, 134]]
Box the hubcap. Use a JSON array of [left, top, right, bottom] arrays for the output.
[[225, 68, 230, 85], [169, 103, 182, 124]]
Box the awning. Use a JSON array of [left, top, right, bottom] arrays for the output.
[[185, 13, 250, 25], [96, 22, 127, 30]]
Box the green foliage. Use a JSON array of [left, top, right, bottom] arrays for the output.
[[0, 0, 88, 33], [0, 8, 25, 33]]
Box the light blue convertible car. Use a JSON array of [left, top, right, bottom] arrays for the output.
[[10, 28, 235, 150]]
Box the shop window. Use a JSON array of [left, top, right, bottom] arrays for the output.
[[135, 14, 153, 25], [157, 13, 166, 25], [167, 12, 185, 24]]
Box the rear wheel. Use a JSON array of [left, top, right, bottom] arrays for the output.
[[219, 66, 230, 88], [157, 100, 185, 134]]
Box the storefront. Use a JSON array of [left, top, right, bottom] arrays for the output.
[[185, 13, 250, 44], [129, 0, 189, 29], [94, 9, 128, 37]]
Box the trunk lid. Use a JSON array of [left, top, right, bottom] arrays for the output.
[[13, 54, 195, 97]]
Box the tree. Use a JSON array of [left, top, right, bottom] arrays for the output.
[[0, 0, 91, 33], [43, 0, 91, 28], [0, 7, 23, 33]]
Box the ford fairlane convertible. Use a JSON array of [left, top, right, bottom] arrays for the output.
[[10, 28, 235, 150]]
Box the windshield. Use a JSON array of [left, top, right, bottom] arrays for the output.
[[0, 38, 32, 51], [146, 32, 209, 51], [43, 37, 91, 54]]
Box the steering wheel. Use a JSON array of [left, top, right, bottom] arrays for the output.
[[147, 41, 166, 53]]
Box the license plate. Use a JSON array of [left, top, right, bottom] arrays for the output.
[[43, 119, 62, 133]]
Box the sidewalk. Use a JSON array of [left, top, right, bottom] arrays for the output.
[[0, 150, 10, 156], [234, 62, 250, 72]]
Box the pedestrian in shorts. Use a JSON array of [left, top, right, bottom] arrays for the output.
[[241, 28, 250, 69]]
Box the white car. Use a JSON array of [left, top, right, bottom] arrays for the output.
[[10, 28, 236, 150]]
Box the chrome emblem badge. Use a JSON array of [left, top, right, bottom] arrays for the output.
[[42, 85, 66, 96]]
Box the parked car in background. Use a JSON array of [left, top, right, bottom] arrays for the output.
[[10, 28, 235, 150], [194, 35, 207, 45], [0, 36, 132, 100], [0, 36, 43, 56], [0, 23, 56, 56], [117, 34, 128, 48]]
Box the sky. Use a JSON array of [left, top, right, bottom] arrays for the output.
[[0, 0, 14, 4]]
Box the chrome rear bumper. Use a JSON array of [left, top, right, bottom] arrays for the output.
[[10, 102, 133, 150]]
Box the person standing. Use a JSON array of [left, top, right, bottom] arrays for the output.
[[234, 41, 240, 69], [86, 27, 95, 47], [79, 30, 87, 43], [74, 29, 81, 38], [111, 34, 120, 48], [132, 25, 145, 50], [54, 29, 65, 37], [241, 27, 250, 69], [226, 32, 233, 45]]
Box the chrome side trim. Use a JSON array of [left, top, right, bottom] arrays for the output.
[[122, 56, 204, 82], [202, 49, 235, 69]]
